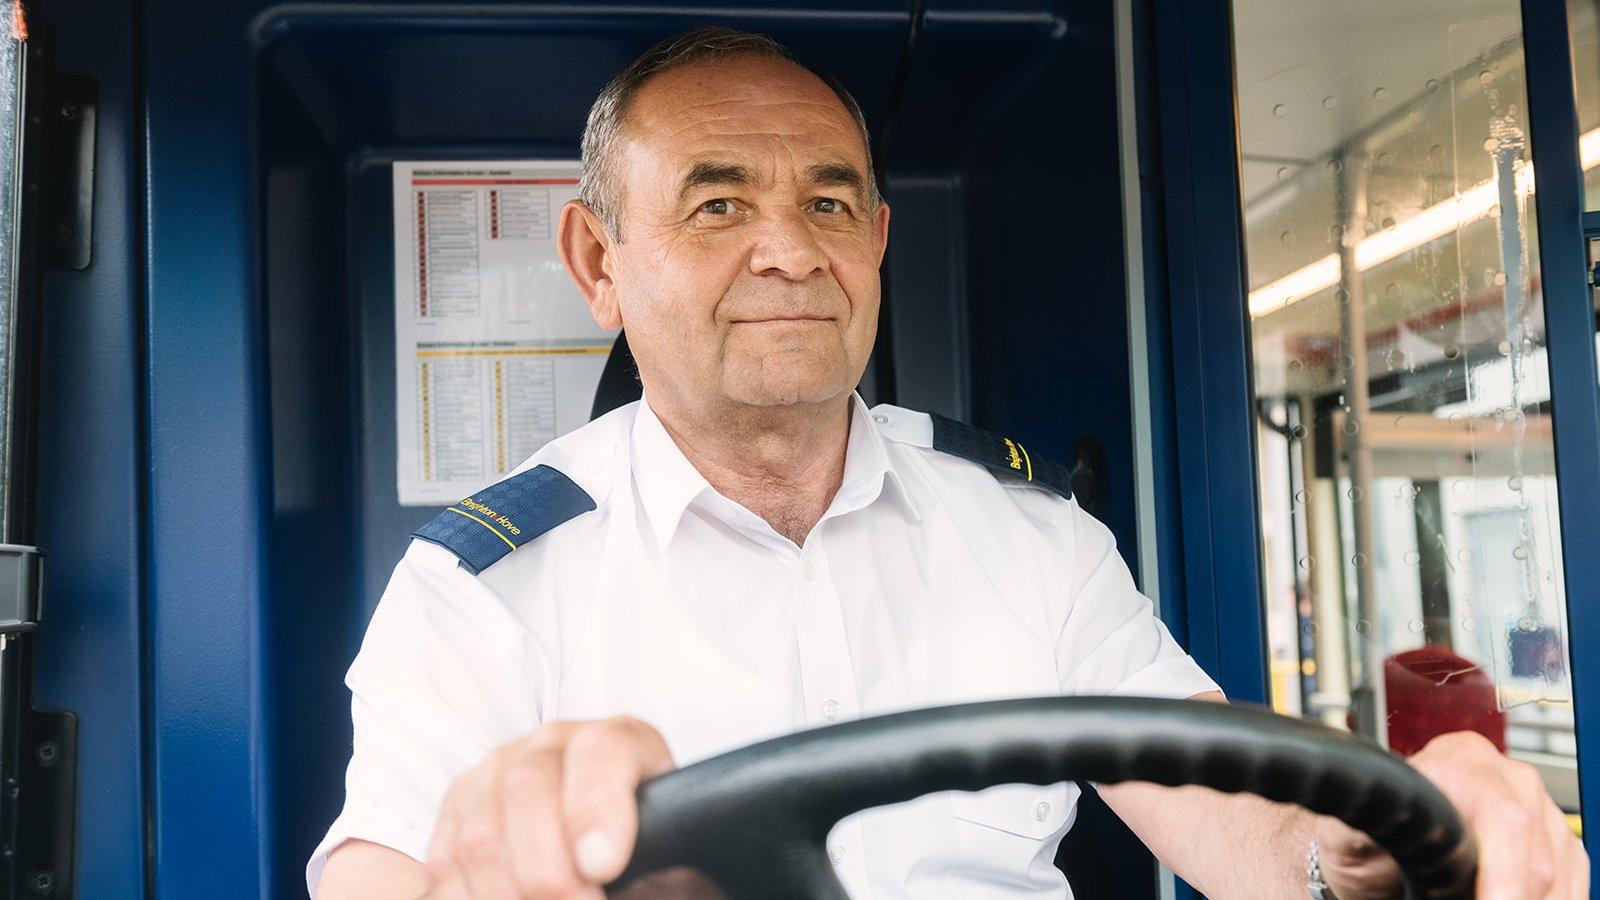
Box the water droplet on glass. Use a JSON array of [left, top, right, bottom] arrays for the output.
[[1517, 615, 1535, 631], [1343, 418, 1360, 436], [1404, 550, 1420, 565], [1508, 475, 1523, 491], [1272, 103, 1287, 119], [1457, 549, 1472, 563], [1484, 137, 1500, 152], [1426, 78, 1440, 91], [1334, 288, 1350, 303], [1348, 486, 1365, 502], [1498, 340, 1512, 356], [1453, 479, 1469, 495], [1408, 620, 1425, 634], [1376, 152, 1391, 166], [1298, 556, 1315, 571], [1303, 621, 1319, 637], [1479, 70, 1494, 86], [1493, 272, 1507, 286], [1382, 216, 1396, 230], [1322, 95, 1338, 110], [1351, 552, 1366, 568], [1276, 165, 1289, 180], [1293, 490, 1307, 505], [1386, 348, 1405, 371], [1291, 424, 1307, 439], [1328, 224, 1345, 241], [1288, 358, 1304, 372], [1443, 344, 1461, 360], [1385, 282, 1399, 298], [1327, 159, 1343, 173], [1513, 545, 1529, 560], [1279, 229, 1293, 243], [1373, 87, 1390, 102], [1429, 143, 1444, 159], [1462, 617, 1478, 633], [1489, 203, 1501, 218], [1355, 619, 1373, 635]]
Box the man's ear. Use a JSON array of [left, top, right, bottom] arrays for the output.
[[557, 199, 622, 330], [873, 200, 891, 265]]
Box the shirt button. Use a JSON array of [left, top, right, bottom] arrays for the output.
[[829, 843, 847, 865], [822, 698, 840, 721], [872, 413, 889, 425], [1033, 800, 1052, 822], [802, 560, 816, 581]]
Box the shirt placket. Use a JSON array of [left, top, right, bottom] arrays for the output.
[[791, 536, 868, 887]]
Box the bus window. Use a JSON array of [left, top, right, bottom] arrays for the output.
[[1568, 1, 1600, 210], [1232, 0, 1581, 821]]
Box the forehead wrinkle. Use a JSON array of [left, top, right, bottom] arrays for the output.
[[655, 114, 857, 146]]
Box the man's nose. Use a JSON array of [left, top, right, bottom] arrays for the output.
[[747, 208, 828, 280]]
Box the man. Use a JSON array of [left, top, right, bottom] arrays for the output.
[[310, 27, 1587, 899]]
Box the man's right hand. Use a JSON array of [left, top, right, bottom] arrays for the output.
[[421, 716, 675, 899]]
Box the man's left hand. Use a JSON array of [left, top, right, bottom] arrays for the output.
[[1316, 730, 1588, 899]]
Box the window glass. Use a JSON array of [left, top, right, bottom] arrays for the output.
[[1570, 1, 1600, 209], [1233, 0, 1580, 822]]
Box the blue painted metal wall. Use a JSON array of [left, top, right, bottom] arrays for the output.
[[29, 1, 148, 897], [1145, 0, 1268, 705]]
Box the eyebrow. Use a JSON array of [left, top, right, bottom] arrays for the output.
[[804, 162, 867, 201], [676, 162, 757, 204]]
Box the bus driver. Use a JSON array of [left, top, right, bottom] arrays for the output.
[[309, 28, 1588, 900]]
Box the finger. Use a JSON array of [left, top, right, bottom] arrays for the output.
[[1408, 742, 1534, 900], [1542, 806, 1584, 900], [561, 718, 675, 884], [427, 805, 465, 887], [1313, 815, 1401, 896], [502, 747, 597, 897], [1454, 774, 1548, 900], [1567, 827, 1590, 900], [448, 754, 524, 900]]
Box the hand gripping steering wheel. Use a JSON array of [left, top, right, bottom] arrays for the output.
[[607, 697, 1478, 899]]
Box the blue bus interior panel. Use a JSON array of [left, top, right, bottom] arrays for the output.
[[23, 0, 1149, 895]]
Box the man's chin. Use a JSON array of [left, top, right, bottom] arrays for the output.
[[721, 367, 856, 409]]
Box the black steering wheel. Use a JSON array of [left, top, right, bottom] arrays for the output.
[[607, 697, 1478, 899]]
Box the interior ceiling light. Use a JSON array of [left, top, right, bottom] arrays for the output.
[[1246, 129, 1597, 319]]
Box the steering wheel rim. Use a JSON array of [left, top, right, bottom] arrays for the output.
[[607, 697, 1477, 899]]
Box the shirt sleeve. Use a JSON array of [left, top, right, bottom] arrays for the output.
[[1052, 499, 1221, 700], [305, 540, 554, 896]]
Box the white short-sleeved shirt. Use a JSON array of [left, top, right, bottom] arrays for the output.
[[307, 394, 1220, 898]]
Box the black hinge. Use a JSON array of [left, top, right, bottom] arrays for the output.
[[0, 544, 40, 636], [11, 698, 74, 897]]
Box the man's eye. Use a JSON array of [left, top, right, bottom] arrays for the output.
[[700, 198, 733, 216], [811, 197, 847, 215]]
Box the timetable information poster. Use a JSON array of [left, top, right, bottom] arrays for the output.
[[393, 160, 618, 506]]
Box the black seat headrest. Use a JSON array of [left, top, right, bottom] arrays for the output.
[[590, 330, 642, 421]]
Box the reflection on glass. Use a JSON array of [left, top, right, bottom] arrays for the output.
[[1569, 2, 1600, 209], [1232, 1, 1580, 818]]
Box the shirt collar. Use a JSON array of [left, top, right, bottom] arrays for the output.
[[629, 392, 920, 550]]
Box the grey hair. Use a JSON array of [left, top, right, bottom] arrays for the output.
[[578, 26, 881, 240]]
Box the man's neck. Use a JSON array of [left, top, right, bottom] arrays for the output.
[[649, 393, 852, 547]]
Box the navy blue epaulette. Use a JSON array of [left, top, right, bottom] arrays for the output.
[[412, 464, 596, 575], [928, 412, 1074, 501]]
